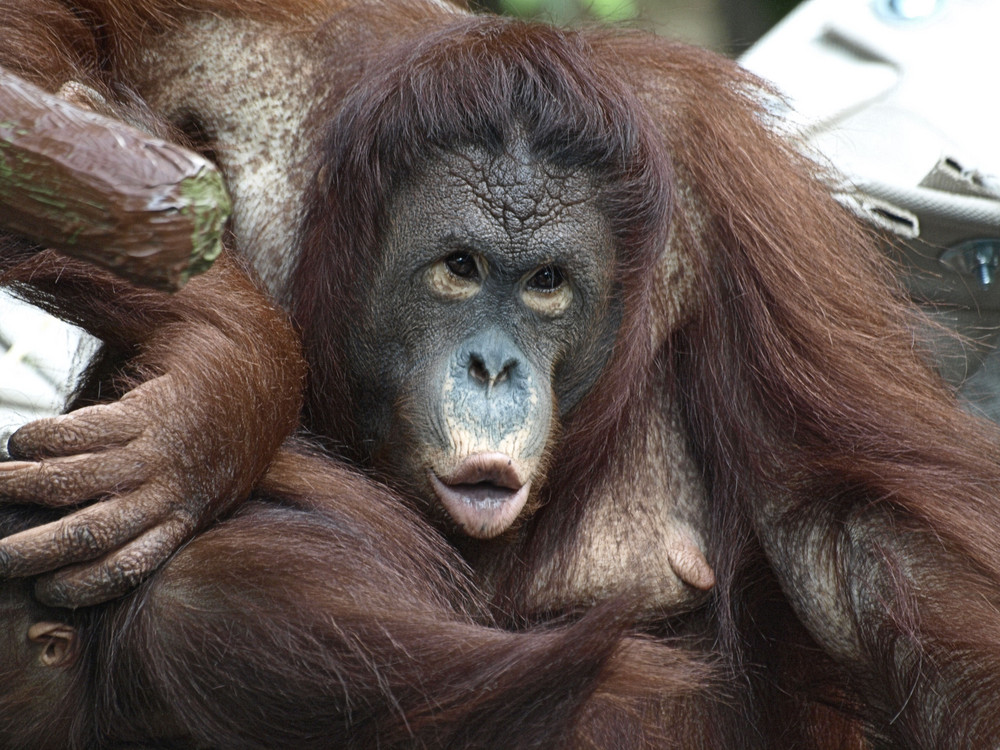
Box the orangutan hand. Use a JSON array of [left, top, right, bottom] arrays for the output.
[[0, 373, 245, 607]]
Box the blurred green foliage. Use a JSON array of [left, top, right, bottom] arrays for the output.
[[478, 0, 802, 48], [492, 0, 637, 23], [505, 0, 640, 23]]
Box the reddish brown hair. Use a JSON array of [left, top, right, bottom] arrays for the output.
[[293, 15, 671, 484]]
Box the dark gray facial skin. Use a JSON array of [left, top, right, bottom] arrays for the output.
[[349, 141, 621, 538]]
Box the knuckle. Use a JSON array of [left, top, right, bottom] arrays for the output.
[[59, 521, 107, 557], [143, 482, 192, 522], [173, 501, 201, 530], [35, 461, 84, 500], [105, 554, 149, 592], [43, 467, 72, 496]]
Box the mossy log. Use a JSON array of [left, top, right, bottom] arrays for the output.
[[0, 67, 230, 290]]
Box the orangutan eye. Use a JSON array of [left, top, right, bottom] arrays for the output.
[[445, 251, 480, 280], [427, 251, 482, 301], [522, 264, 572, 316], [526, 265, 564, 292]]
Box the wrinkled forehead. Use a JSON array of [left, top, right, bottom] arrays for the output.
[[395, 141, 604, 238]]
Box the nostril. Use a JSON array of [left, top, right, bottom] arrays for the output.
[[468, 353, 519, 388], [494, 358, 517, 385], [469, 354, 489, 385]]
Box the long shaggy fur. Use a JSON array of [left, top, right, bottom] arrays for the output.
[[0, 450, 718, 749], [4, 0, 1000, 747]]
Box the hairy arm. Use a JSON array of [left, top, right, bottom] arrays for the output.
[[0, 248, 305, 606], [754, 490, 1000, 745]]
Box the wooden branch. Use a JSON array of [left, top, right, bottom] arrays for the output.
[[0, 67, 231, 291]]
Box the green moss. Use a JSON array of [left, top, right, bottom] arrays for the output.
[[178, 165, 232, 281]]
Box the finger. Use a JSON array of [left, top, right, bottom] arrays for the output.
[[0, 451, 147, 506], [35, 518, 189, 608], [8, 401, 144, 460], [0, 491, 164, 576]]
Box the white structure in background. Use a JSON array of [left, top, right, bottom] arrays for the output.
[[742, 0, 1000, 188], [741, 0, 1000, 419], [0, 294, 96, 452]]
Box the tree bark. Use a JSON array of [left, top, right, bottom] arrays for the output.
[[0, 67, 230, 290]]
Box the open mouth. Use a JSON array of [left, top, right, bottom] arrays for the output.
[[429, 452, 531, 538]]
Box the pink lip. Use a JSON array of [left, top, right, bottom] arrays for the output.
[[429, 453, 531, 538]]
